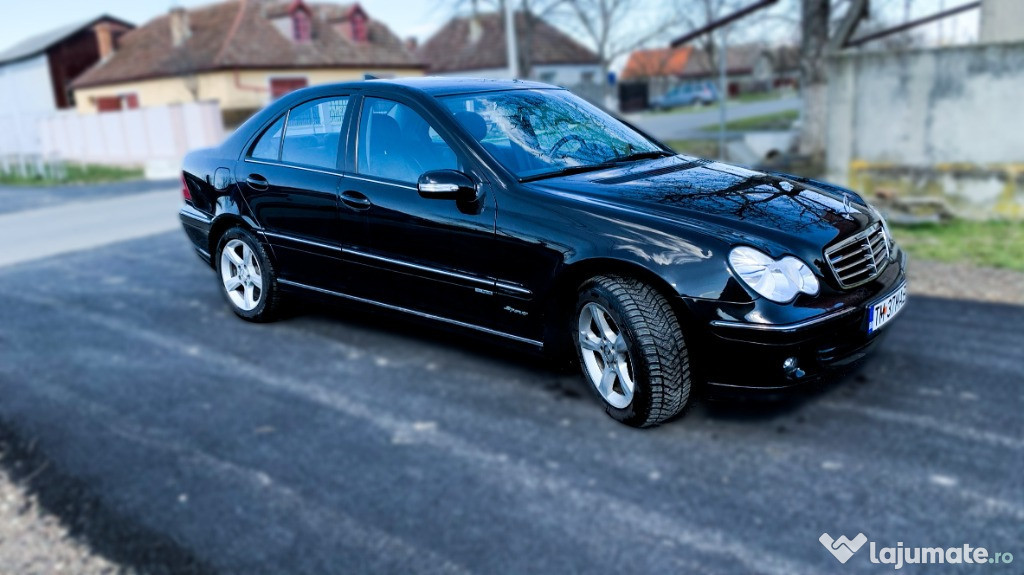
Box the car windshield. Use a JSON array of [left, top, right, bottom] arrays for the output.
[[438, 89, 667, 181]]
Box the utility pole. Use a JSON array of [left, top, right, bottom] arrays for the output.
[[505, 0, 520, 79], [717, 30, 727, 160]]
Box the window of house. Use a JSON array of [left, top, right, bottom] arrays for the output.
[[270, 77, 309, 99], [95, 93, 139, 113], [581, 71, 595, 84], [281, 97, 349, 169], [351, 12, 368, 42], [538, 71, 556, 83], [357, 98, 457, 184], [293, 9, 312, 42]]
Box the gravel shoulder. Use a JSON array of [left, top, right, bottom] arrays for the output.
[[908, 259, 1024, 306], [0, 425, 211, 575]]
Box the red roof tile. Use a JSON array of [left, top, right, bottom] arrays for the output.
[[417, 12, 599, 74], [73, 0, 421, 89], [620, 46, 692, 80]]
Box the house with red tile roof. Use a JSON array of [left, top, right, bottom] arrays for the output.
[[418, 12, 601, 88], [620, 46, 692, 81], [71, 1, 423, 124]]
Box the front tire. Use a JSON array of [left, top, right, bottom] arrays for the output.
[[217, 227, 281, 322], [575, 275, 691, 427]]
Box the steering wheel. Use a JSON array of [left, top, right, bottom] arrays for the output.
[[548, 134, 587, 158]]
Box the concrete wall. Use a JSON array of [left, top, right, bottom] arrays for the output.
[[826, 42, 1024, 218], [980, 0, 1024, 43]]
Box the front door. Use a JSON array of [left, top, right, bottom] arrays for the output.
[[339, 95, 498, 329]]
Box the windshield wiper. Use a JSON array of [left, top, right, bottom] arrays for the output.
[[606, 150, 674, 164], [518, 151, 675, 183], [519, 163, 619, 183]]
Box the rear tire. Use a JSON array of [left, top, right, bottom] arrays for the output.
[[216, 227, 281, 322], [574, 275, 691, 427]]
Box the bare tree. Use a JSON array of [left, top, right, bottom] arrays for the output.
[[674, 0, 752, 82], [558, 0, 686, 96]]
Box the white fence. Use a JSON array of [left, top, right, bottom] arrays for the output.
[[0, 101, 225, 179], [42, 102, 225, 172]]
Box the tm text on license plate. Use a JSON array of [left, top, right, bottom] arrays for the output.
[[868, 281, 907, 334]]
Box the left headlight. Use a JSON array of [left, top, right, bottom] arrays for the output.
[[728, 246, 820, 303]]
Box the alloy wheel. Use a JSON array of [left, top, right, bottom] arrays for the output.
[[577, 302, 635, 409], [220, 239, 263, 311]]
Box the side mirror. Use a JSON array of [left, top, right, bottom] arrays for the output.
[[417, 170, 478, 201]]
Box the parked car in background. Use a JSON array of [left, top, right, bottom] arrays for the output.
[[179, 78, 907, 427], [650, 81, 719, 110]]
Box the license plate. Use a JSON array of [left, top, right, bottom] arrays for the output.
[[867, 281, 907, 334]]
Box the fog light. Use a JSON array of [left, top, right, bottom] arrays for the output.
[[783, 357, 805, 380]]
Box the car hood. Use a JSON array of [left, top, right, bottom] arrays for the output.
[[529, 155, 872, 257]]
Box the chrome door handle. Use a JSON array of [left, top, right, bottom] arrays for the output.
[[245, 174, 269, 191], [341, 190, 372, 210]]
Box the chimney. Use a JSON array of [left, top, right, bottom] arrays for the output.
[[468, 17, 483, 44], [405, 36, 418, 52], [170, 6, 191, 47], [95, 22, 115, 61]]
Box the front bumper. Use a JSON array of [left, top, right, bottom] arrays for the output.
[[686, 249, 907, 392]]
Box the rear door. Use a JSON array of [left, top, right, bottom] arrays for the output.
[[239, 95, 364, 290]]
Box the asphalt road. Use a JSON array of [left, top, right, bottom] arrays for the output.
[[0, 226, 1020, 574], [0, 179, 177, 216], [626, 97, 802, 141]]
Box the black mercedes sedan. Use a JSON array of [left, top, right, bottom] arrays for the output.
[[179, 77, 907, 427]]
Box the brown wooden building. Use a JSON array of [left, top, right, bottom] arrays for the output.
[[0, 15, 134, 113]]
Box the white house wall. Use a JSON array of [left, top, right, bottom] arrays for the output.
[[0, 54, 56, 155], [0, 54, 56, 115]]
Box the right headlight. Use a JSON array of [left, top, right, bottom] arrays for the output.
[[728, 246, 820, 303]]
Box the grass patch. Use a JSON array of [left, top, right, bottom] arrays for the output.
[[0, 164, 144, 186], [733, 91, 786, 103], [891, 220, 1024, 272], [701, 109, 799, 132], [664, 139, 720, 159]]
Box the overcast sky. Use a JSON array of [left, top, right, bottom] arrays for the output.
[[2, 0, 979, 69]]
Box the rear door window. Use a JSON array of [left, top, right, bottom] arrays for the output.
[[281, 97, 349, 170]]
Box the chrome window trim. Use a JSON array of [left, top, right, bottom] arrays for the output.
[[277, 278, 544, 348], [710, 306, 859, 333], [242, 160, 419, 190], [244, 158, 342, 178], [344, 173, 419, 191]]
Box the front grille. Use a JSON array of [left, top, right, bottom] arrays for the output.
[[824, 224, 890, 288]]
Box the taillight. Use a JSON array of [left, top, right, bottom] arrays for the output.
[[181, 175, 192, 201]]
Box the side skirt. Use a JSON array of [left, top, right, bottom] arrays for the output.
[[277, 278, 545, 350]]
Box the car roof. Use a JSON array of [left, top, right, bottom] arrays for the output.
[[316, 76, 562, 97]]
